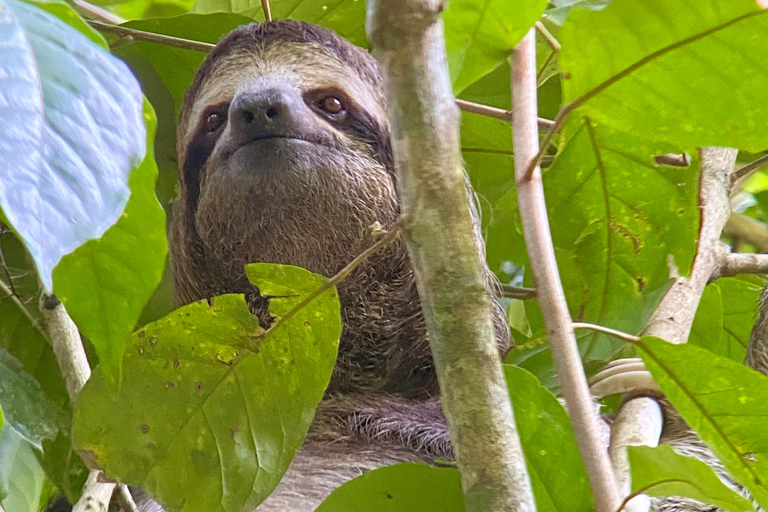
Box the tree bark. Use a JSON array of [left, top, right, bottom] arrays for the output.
[[366, 2, 535, 511]]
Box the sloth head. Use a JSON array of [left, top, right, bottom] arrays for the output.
[[172, 21, 510, 395], [173, 21, 397, 304]]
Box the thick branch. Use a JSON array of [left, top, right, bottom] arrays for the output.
[[642, 148, 738, 343], [512, 30, 621, 512], [712, 249, 768, 280], [367, 3, 535, 511]]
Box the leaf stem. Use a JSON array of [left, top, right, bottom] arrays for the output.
[[261, 0, 272, 21], [88, 21, 216, 52], [572, 322, 640, 343]]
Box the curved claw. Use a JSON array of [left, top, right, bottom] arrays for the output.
[[589, 358, 661, 399]]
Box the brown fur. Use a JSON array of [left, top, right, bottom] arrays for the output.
[[163, 19, 510, 511]]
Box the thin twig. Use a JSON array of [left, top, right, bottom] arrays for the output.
[[88, 21, 216, 52], [534, 21, 560, 51], [116, 484, 138, 512], [261, 223, 401, 338], [455, 99, 555, 131], [0, 278, 47, 340], [511, 29, 621, 512], [724, 211, 768, 253], [499, 283, 537, 300], [72, 0, 124, 24], [261, 0, 272, 21], [733, 153, 768, 181], [572, 322, 640, 343], [653, 153, 691, 167]]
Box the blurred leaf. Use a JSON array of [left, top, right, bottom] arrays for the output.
[[0, 347, 62, 450], [560, 0, 768, 151], [315, 464, 464, 512], [443, 0, 548, 93], [638, 337, 768, 510], [504, 365, 592, 512], [0, 426, 48, 512], [74, 264, 341, 512], [628, 445, 752, 512], [690, 277, 762, 362], [0, 0, 145, 291], [53, 101, 167, 390], [191, 0, 367, 46]]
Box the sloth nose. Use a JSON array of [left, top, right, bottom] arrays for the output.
[[229, 89, 307, 141]]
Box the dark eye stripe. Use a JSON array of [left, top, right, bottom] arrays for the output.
[[182, 102, 230, 217]]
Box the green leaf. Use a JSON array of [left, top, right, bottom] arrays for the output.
[[443, 0, 548, 93], [24, 0, 108, 47], [53, 101, 167, 390], [504, 365, 592, 512], [0, 0, 145, 291], [191, 0, 368, 47], [690, 277, 763, 362], [560, 0, 768, 151], [628, 445, 752, 512], [637, 337, 768, 510], [0, 347, 62, 451], [73, 264, 341, 512], [315, 464, 465, 512], [0, 426, 48, 512]]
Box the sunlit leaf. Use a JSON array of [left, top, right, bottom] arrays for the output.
[[0, 426, 48, 512], [0, 0, 145, 291]]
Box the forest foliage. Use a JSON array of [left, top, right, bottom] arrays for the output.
[[1, 0, 768, 510]]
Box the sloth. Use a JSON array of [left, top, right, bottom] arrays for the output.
[[138, 19, 511, 512]]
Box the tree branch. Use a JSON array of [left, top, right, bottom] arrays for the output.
[[724, 211, 768, 253], [40, 294, 117, 512], [512, 29, 621, 512], [455, 99, 555, 131], [711, 248, 768, 280], [642, 148, 738, 343], [72, 0, 124, 24], [499, 283, 537, 300], [367, 3, 535, 511], [88, 21, 216, 52], [609, 398, 663, 512]]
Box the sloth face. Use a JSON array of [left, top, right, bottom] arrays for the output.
[[173, 22, 400, 293]]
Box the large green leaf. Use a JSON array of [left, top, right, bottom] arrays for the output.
[[690, 277, 763, 362], [0, 0, 145, 291], [73, 264, 341, 512], [504, 365, 592, 512], [315, 464, 464, 512], [0, 426, 48, 512], [53, 102, 167, 390], [0, 347, 62, 451], [191, 0, 367, 47], [560, 0, 768, 151], [628, 445, 752, 512], [492, 117, 697, 359], [443, 0, 548, 93], [637, 337, 768, 510]]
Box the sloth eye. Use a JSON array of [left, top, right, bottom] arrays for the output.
[[205, 112, 225, 132], [318, 96, 345, 116]]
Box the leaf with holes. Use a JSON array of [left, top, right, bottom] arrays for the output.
[[0, 0, 145, 291], [560, 0, 768, 151], [637, 337, 768, 510], [73, 264, 340, 512]]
